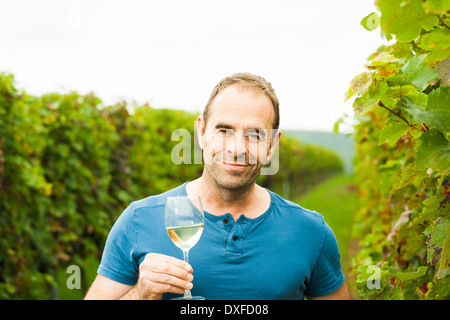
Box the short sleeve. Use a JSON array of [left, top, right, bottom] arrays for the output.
[[97, 203, 139, 285], [305, 221, 345, 297]]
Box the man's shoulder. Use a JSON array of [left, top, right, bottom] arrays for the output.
[[268, 189, 324, 226], [130, 182, 188, 212]]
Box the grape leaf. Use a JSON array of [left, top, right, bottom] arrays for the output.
[[422, 0, 450, 15], [395, 266, 427, 281], [400, 95, 428, 125], [400, 91, 428, 121], [400, 55, 439, 91], [436, 57, 450, 87], [378, 0, 439, 41], [426, 87, 450, 132], [398, 163, 423, 188], [401, 87, 450, 132], [436, 223, 450, 279], [415, 129, 450, 174], [350, 72, 372, 96], [352, 0, 450, 300], [411, 194, 446, 227], [390, 41, 415, 60], [333, 117, 344, 134], [367, 52, 398, 67], [353, 84, 381, 113], [426, 275, 450, 299], [417, 27, 450, 63], [378, 114, 411, 145], [424, 218, 450, 266]]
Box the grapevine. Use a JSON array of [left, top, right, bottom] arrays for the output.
[[0, 74, 342, 299], [349, 0, 450, 299]]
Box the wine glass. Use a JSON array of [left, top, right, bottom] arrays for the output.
[[165, 195, 205, 300]]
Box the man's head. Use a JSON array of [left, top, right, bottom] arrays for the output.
[[197, 73, 281, 191], [203, 72, 280, 130]]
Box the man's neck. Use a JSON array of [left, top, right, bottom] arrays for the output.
[[186, 176, 270, 221]]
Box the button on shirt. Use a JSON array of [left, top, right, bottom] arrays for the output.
[[97, 182, 345, 299]]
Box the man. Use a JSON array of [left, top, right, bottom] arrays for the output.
[[85, 73, 351, 300]]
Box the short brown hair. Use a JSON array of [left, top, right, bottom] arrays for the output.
[[203, 72, 280, 129]]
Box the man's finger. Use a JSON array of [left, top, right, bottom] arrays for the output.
[[144, 253, 192, 272], [144, 269, 194, 291], [147, 260, 194, 281]]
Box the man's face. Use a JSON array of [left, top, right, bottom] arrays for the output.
[[198, 85, 279, 190]]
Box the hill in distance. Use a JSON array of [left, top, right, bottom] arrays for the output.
[[283, 130, 355, 173]]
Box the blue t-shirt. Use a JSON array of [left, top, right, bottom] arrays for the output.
[[97, 182, 344, 299]]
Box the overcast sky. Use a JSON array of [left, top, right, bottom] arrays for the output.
[[0, 0, 385, 132]]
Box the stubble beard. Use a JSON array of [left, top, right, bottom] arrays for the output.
[[204, 159, 262, 192]]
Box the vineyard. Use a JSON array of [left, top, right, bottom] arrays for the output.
[[0, 73, 342, 299], [348, 0, 449, 299], [1, 0, 449, 301]]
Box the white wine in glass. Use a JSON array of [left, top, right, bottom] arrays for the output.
[[165, 196, 205, 300]]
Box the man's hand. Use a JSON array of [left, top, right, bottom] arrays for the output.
[[85, 253, 194, 300], [128, 253, 194, 300]]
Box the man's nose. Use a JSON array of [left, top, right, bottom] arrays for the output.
[[226, 130, 246, 159]]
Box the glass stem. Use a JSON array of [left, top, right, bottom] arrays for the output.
[[182, 249, 192, 300]]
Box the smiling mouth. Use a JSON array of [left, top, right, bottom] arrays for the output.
[[222, 161, 247, 166], [219, 161, 249, 169]]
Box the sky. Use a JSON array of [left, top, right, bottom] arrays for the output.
[[0, 0, 385, 132]]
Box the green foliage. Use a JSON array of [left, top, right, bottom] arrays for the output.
[[258, 135, 343, 199], [349, 0, 450, 300], [0, 73, 343, 299], [283, 130, 355, 173]]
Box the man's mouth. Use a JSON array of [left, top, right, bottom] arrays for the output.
[[218, 160, 249, 170], [222, 161, 247, 166]]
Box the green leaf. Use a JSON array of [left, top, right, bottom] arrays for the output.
[[398, 162, 424, 188], [436, 57, 450, 87], [391, 42, 416, 60], [391, 286, 403, 299], [378, 0, 439, 41], [415, 129, 450, 174], [400, 91, 428, 124], [395, 266, 427, 281], [411, 194, 446, 228], [437, 223, 450, 279], [422, 0, 450, 15], [418, 27, 450, 63], [333, 118, 344, 134], [426, 275, 450, 299], [350, 72, 373, 96], [345, 85, 354, 101], [426, 87, 450, 132], [378, 114, 411, 145], [424, 218, 450, 266], [400, 55, 439, 91], [400, 88, 450, 132], [353, 87, 380, 114], [387, 75, 410, 86], [367, 52, 398, 67]]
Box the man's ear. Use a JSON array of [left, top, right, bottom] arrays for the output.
[[196, 115, 205, 150], [267, 129, 281, 160]]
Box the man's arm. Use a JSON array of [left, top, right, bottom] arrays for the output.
[[85, 274, 134, 300], [306, 282, 351, 300], [84, 253, 194, 300]]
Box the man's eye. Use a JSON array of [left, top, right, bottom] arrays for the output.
[[247, 134, 260, 141]]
